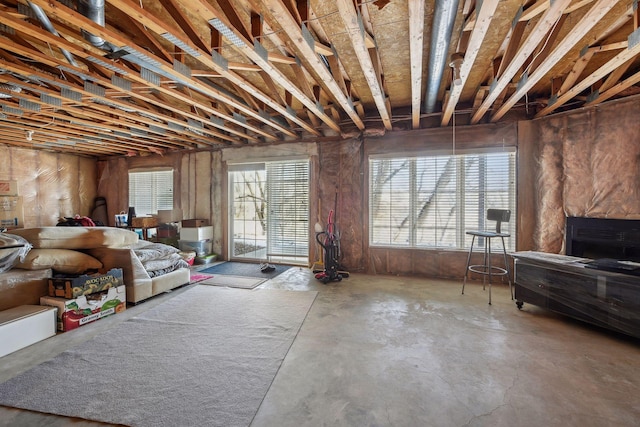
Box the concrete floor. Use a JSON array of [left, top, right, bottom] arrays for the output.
[[1, 267, 639, 426]]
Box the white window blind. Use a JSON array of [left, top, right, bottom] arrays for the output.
[[128, 169, 174, 216], [265, 160, 310, 260], [369, 150, 516, 250]]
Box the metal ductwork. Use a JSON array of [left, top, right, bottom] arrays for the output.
[[78, 0, 112, 50], [77, 0, 251, 112], [424, 0, 460, 114], [27, 1, 79, 68], [0, 83, 22, 99]]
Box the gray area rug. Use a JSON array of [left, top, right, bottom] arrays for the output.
[[199, 275, 266, 289], [0, 286, 317, 427], [199, 262, 291, 279]]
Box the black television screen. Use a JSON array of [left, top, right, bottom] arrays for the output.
[[566, 216, 640, 262]]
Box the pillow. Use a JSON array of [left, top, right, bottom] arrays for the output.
[[16, 249, 103, 274], [11, 227, 139, 249], [0, 233, 32, 273]]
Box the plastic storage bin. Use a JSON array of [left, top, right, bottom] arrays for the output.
[[178, 240, 212, 257]]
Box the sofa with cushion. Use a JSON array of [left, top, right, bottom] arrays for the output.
[[0, 233, 50, 311], [5, 227, 190, 304]]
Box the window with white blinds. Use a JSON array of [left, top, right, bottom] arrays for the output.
[[369, 150, 516, 250], [128, 169, 174, 216], [265, 160, 309, 261]]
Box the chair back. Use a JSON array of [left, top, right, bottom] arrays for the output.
[[487, 209, 510, 234]]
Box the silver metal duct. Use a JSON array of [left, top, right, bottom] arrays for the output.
[[0, 83, 22, 99], [27, 1, 79, 67], [78, 0, 110, 50], [424, 0, 460, 114]]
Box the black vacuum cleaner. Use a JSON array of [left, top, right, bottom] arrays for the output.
[[314, 209, 342, 284]]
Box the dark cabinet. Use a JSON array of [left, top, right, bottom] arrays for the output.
[[513, 251, 640, 339]]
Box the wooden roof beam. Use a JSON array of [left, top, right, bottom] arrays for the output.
[[178, 0, 336, 134], [441, 0, 500, 126], [558, 49, 594, 96], [0, 31, 259, 143], [496, 20, 527, 80], [470, 0, 572, 124], [103, 0, 305, 136], [586, 66, 640, 106], [492, 0, 625, 122], [519, 0, 596, 22], [27, 0, 294, 138], [409, 0, 425, 129], [158, 0, 210, 54], [536, 27, 640, 117], [0, 71, 232, 148], [526, 14, 568, 74], [598, 57, 634, 93], [249, 0, 364, 130], [335, 0, 391, 130]]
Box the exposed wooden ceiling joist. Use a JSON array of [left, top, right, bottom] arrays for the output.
[[248, 0, 365, 130], [490, 0, 622, 123], [470, 0, 574, 124], [335, 0, 391, 130], [0, 0, 637, 156], [441, 0, 500, 126]]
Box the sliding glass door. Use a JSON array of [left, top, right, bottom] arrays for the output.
[[229, 160, 309, 265]]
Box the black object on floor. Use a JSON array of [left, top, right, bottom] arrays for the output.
[[199, 262, 291, 279]]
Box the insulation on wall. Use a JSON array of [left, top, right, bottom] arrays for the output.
[[317, 138, 364, 272], [0, 147, 97, 227], [180, 151, 222, 257], [533, 96, 640, 252]]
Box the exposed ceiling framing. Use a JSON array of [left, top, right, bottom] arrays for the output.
[[0, 0, 638, 157]]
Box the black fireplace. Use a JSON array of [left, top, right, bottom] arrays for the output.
[[565, 216, 640, 262]]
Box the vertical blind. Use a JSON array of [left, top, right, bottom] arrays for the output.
[[128, 169, 174, 216], [369, 150, 516, 250], [265, 160, 310, 259]]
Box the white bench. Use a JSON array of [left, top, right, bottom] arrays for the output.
[[0, 305, 57, 358]]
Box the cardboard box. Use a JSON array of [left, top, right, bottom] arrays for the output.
[[0, 196, 24, 229], [0, 305, 57, 357], [157, 209, 182, 223], [182, 219, 209, 227], [180, 226, 213, 241], [40, 285, 126, 331], [48, 268, 124, 299], [0, 180, 18, 196], [157, 223, 179, 238], [131, 216, 158, 227]]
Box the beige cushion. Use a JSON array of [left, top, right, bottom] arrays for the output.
[[16, 249, 103, 274], [11, 227, 139, 249]]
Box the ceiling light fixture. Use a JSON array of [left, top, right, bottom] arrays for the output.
[[26, 130, 34, 141], [449, 53, 464, 86]]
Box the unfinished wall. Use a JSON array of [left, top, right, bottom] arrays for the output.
[[531, 96, 640, 253], [97, 152, 223, 257], [0, 146, 97, 227], [360, 123, 518, 279], [88, 94, 640, 278], [316, 138, 365, 271]]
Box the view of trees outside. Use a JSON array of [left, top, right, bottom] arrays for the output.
[[229, 161, 309, 264], [231, 169, 267, 258], [370, 152, 515, 250]]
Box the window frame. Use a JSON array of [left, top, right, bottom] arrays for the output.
[[368, 148, 516, 251], [128, 168, 175, 217]]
